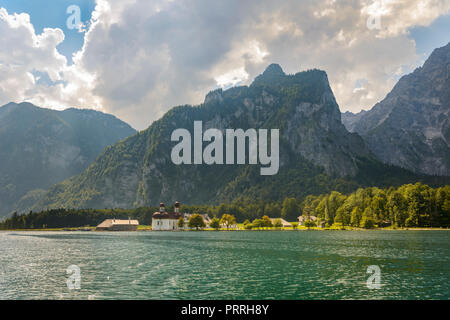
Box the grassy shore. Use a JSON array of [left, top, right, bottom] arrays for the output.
[[2, 225, 449, 231]]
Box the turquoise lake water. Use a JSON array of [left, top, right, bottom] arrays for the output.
[[0, 230, 449, 299]]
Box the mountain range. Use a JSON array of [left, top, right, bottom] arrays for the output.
[[1, 43, 449, 216], [342, 42, 450, 176], [31, 63, 447, 211], [0, 103, 136, 217]]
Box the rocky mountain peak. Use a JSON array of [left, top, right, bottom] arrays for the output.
[[422, 41, 450, 74], [262, 63, 285, 76], [251, 64, 287, 86]]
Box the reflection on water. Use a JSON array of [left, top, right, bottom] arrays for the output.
[[0, 230, 449, 299]]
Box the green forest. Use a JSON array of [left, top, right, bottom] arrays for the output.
[[1, 183, 449, 230]]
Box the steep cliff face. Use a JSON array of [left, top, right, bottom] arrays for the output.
[[34, 65, 437, 211], [341, 110, 367, 133], [344, 42, 450, 176], [0, 102, 136, 217]]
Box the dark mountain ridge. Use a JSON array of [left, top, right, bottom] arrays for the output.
[[0, 102, 136, 217]]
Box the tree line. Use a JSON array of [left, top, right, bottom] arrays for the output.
[[1, 183, 449, 229], [301, 183, 450, 228], [184, 183, 450, 228]]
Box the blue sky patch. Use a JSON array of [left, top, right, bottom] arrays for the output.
[[0, 0, 95, 64]]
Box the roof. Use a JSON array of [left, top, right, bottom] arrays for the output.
[[183, 213, 211, 223], [96, 219, 139, 228], [298, 215, 318, 222], [152, 211, 182, 220], [269, 218, 292, 227]]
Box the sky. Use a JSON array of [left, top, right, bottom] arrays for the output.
[[0, 0, 449, 130]]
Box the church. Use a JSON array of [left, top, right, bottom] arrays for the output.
[[152, 201, 183, 231]]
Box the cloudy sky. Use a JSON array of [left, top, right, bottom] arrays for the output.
[[0, 0, 449, 130]]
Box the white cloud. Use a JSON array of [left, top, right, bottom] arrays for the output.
[[215, 67, 249, 88], [361, 0, 450, 37], [0, 8, 66, 102], [0, 8, 102, 112], [0, 0, 449, 129]]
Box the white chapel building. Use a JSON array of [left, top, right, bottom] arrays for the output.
[[152, 202, 183, 231]]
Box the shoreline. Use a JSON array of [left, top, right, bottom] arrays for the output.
[[1, 227, 449, 232]]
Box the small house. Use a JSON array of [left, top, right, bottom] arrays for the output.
[[270, 218, 292, 228], [183, 213, 212, 227], [96, 218, 139, 231], [298, 215, 318, 226]]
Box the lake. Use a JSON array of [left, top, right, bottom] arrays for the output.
[[0, 230, 449, 300]]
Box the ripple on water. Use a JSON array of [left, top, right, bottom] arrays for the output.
[[0, 230, 449, 299]]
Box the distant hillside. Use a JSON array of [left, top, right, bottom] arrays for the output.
[[0, 102, 136, 217], [33, 64, 448, 211], [342, 42, 450, 176]]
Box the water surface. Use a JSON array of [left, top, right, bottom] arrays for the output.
[[0, 230, 448, 299]]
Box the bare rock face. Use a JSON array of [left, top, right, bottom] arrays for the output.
[[344, 42, 450, 176], [341, 110, 367, 133], [280, 72, 370, 177]]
